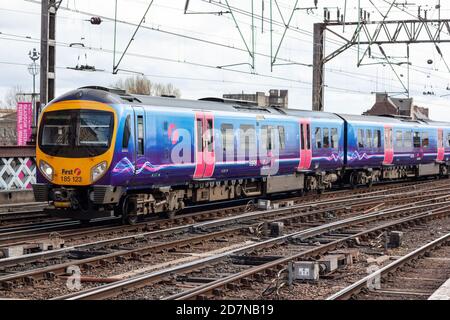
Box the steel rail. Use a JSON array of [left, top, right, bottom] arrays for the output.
[[167, 208, 450, 300], [0, 178, 443, 244], [54, 201, 450, 300], [326, 232, 450, 300], [1, 184, 446, 268], [0, 194, 391, 274]]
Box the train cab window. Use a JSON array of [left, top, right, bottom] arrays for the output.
[[422, 132, 429, 148], [278, 126, 286, 150], [404, 131, 412, 148], [315, 128, 322, 148], [122, 115, 131, 150], [137, 115, 144, 156], [358, 129, 365, 148], [221, 124, 234, 161], [331, 128, 338, 149], [395, 130, 403, 149], [239, 125, 255, 160], [366, 129, 373, 148], [323, 128, 330, 148], [413, 132, 421, 148], [41, 113, 71, 146]]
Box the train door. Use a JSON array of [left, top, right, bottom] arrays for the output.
[[437, 128, 445, 162], [133, 107, 145, 174], [383, 126, 394, 165], [298, 119, 312, 170], [193, 112, 215, 179]]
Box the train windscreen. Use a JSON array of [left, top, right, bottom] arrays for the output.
[[39, 109, 114, 158]]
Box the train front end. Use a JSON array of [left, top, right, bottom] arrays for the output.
[[32, 98, 122, 221]]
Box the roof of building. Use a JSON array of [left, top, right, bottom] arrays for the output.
[[0, 111, 17, 121]]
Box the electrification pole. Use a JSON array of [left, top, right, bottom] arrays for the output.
[[40, 0, 58, 106]]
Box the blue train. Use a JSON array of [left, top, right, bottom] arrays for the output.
[[32, 86, 450, 223]]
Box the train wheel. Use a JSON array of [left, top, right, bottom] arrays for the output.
[[125, 214, 138, 225], [440, 166, 449, 178], [350, 172, 358, 189], [122, 196, 138, 225], [235, 184, 243, 198]]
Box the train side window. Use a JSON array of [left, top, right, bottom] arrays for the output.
[[447, 133, 450, 147], [196, 119, 203, 152], [358, 129, 365, 148], [404, 131, 412, 148], [306, 124, 311, 149], [366, 129, 373, 148], [315, 127, 322, 148], [422, 132, 429, 148], [221, 124, 234, 161], [206, 119, 213, 152], [413, 132, 421, 148], [331, 128, 338, 149], [122, 115, 131, 150], [278, 126, 286, 150], [261, 125, 272, 151], [300, 124, 305, 149], [137, 115, 144, 156], [395, 130, 403, 149], [373, 130, 380, 148], [240, 124, 255, 160], [323, 128, 330, 148]]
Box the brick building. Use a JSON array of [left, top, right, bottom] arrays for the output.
[[363, 93, 429, 120], [0, 110, 17, 146], [223, 89, 289, 108]]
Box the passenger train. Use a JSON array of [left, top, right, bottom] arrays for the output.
[[32, 86, 450, 224]]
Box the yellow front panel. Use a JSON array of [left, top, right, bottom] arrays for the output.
[[36, 100, 118, 186]]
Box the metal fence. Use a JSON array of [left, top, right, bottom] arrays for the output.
[[0, 146, 36, 191]]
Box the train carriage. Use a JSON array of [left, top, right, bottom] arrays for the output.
[[32, 86, 450, 224]]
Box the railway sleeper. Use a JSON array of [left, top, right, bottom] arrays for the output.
[[1, 281, 13, 291], [44, 272, 56, 281]]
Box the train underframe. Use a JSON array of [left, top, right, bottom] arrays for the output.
[[34, 162, 450, 224]]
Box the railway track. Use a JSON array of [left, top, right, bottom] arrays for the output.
[[0, 179, 442, 247], [0, 202, 50, 227], [327, 232, 450, 300], [0, 179, 448, 299], [57, 202, 450, 300], [0, 179, 446, 299], [1, 179, 448, 266]]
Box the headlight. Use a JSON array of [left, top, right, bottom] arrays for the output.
[[39, 160, 54, 181], [91, 161, 107, 183]]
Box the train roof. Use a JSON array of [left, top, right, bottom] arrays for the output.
[[52, 86, 289, 115], [338, 113, 409, 124], [51, 86, 343, 120], [50, 87, 450, 127]]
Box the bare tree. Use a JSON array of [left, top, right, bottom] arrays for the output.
[[113, 75, 181, 98], [2, 85, 28, 109]]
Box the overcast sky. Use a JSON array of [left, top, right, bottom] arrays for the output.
[[1, 0, 450, 120]]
